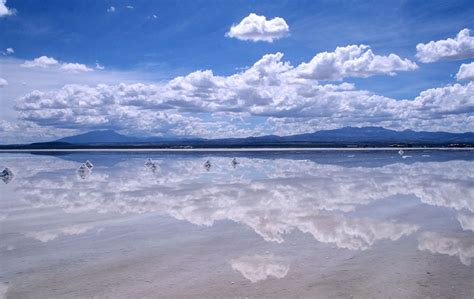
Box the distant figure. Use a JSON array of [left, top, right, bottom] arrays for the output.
[[144, 158, 158, 173], [204, 160, 212, 171], [398, 149, 404, 156], [0, 167, 14, 184], [231, 158, 239, 168]]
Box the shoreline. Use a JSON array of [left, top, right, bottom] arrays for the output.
[[0, 147, 473, 152]]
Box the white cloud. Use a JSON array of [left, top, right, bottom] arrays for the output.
[[456, 62, 474, 81], [0, 56, 160, 143], [95, 62, 105, 70], [226, 13, 289, 42], [0, 119, 17, 131], [296, 44, 418, 80], [2, 47, 14, 55], [416, 28, 474, 63], [20, 56, 93, 73], [107, 6, 115, 13], [60, 62, 93, 73], [13, 50, 472, 136], [126, 5, 134, 9], [0, 78, 7, 87], [21, 56, 59, 68], [0, 0, 15, 17]]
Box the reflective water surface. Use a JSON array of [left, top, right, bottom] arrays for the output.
[[0, 150, 473, 298]]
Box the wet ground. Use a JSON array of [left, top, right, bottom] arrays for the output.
[[0, 150, 473, 298]]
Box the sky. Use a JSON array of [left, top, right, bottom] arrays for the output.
[[0, 0, 473, 143]]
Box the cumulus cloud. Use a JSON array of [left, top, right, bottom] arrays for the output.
[[60, 62, 93, 73], [416, 28, 474, 63], [0, 78, 7, 87], [0, 0, 15, 17], [21, 56, 59, 68], [0, 120, 18, 132], [296, 44, 418, 80], [0, 56, 162, 143], [21, 56, 93, 73], [13, 50, 472, 136], [456, 62, 474, 81], [0, 119, 77, 144], [2, 47, 14, 55], [226, 13, 289, 42], [107, 6, 115, 12]]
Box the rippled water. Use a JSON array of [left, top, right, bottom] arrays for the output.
[[0, 150, 473, 298]]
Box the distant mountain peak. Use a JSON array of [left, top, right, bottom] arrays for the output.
[[49, 126, 474, 146], [56, 130, 137, 144]]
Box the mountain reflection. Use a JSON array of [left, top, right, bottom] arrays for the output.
[[4, 153, 474, 260]]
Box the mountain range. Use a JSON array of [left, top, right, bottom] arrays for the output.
[[1, 127, 467, 149]]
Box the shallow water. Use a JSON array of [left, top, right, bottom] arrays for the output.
[[0, 150, 473, 298]]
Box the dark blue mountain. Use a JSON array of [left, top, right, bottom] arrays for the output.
[[48, 127, 474, 146], [278, 126, 474, 143], [55, 130, 197, 144], [56, 130, 139, 144]]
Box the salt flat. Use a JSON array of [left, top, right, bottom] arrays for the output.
[[0, 150, 473, 298]]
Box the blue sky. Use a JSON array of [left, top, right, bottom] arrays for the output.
[[0, 0, 473, 143]]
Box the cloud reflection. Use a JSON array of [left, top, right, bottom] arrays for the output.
[[457, 213, 474, 232], [5, 155, 472, 251], [418, 232, 474, 266], [25, 224, 94, 243], [230, 254, 289, 283], [0, 282, 9, 299]]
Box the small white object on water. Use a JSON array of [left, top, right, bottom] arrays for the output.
[[0, 167, 14, 184], [398, 149, 404, 156]]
